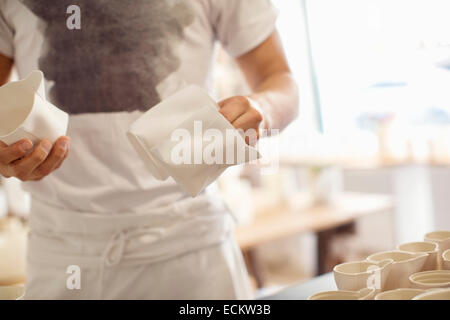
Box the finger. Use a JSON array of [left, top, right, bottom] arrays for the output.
[[232, 111, 263, 146], [218, 97, 248, 123], [54, 146, 70, 170], [11, 140, 52, 180], [31, 137, 70, 179], [0, 139, 33, 165], [232, 108, 264, 131]]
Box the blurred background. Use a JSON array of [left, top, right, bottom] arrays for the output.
[[2, 0, 450, 297]]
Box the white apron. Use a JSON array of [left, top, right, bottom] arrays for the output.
[[22, 112, 253, 300]]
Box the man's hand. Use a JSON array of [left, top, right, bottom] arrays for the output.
[[218, 96, 264, 145], [0, 137, 70, 181]]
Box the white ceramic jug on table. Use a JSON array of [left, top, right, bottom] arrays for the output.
[[367, 251, 427, 290], [424, 231, 450, 270], [0, 70, 68, 145], [397, 241, 439, 271], [127, 84, 261, 197], [333, 260, 392, 292]]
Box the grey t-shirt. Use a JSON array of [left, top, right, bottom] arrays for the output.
[[1, 0, 278, 114]]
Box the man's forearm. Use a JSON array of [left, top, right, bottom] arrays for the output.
[[236, 31, 299, 133], [248, 71, 299, 131]]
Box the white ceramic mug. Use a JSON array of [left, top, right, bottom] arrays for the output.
[[0, 71, 68, 145], [374, 288, 426, 300], [443, 249, 450, 270], [127, 84, 260, 197], [409, 270, 450, 289], [424, 231, 450, 270], [397, 241, 439, 271], [333, 260, 392, 292], [308, 288, 375, 300], [367, 251, 428, 290], [413, 288, 450, 300]]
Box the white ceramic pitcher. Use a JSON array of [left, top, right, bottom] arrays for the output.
[[397, 241, 439, 271], [367, 251, 427, 290], [0, 70, 68, 145], [333, 260, 392, 292], [424, 231, 450, 270], [127, 84, 260, 197]]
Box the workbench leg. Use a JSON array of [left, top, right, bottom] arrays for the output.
[[316, 229, 333, 276], [243, 249, 265, 289], [316, 222, 356, 276]]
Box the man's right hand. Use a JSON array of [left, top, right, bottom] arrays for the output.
[[0, 137, 70, 181]]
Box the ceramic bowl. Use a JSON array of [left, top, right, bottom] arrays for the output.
[[367, 251, 427, 290], [374, 288, 426, 300], [308, 288, 375, 300], [333, 260, 392, 291], [397, 241, 439, 271], [409, 270, 450, 289], [443, 249, 450, 270], [0, 285, 24, 300], [413, 288, 450, 300]]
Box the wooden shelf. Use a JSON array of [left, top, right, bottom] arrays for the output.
[[235, 192, 393, 250]]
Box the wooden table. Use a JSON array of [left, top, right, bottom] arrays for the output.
[[235, 192, 393, 287]]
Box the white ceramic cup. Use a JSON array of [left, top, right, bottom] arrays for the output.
[[374, 288, 426, 300], [0, 70, 68, 145], [443, 249, 450, 270], [424, 231, 450, 270], [333, 260, 392, 292], [413, 288, 450, 300], [397, 241, 439, 271], [409, 270, 450, 289], [367, 251, 428, 290], [308, 288, 375, 300], [127, 84, 260, 197], [0, 285, 24, 300]]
